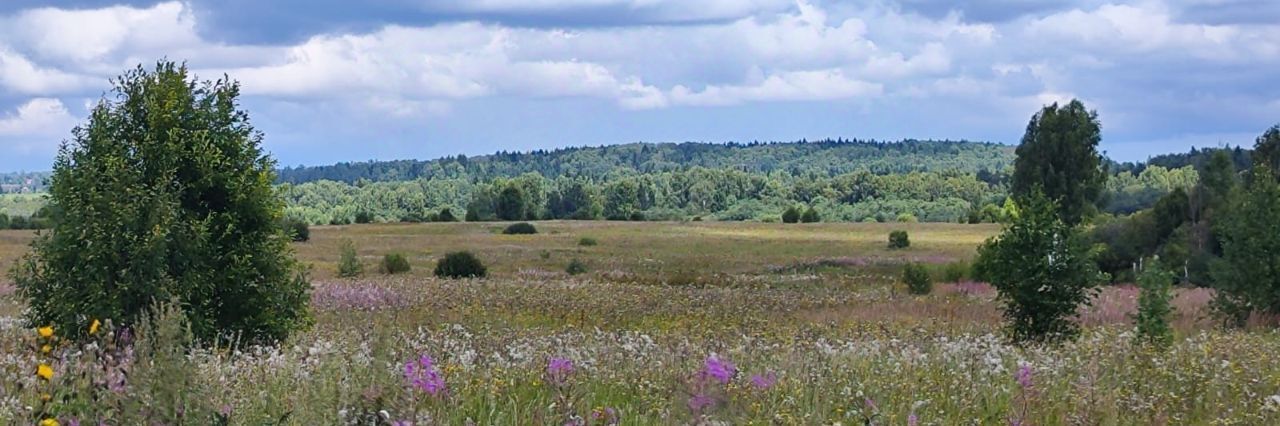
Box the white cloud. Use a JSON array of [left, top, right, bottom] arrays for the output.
[[446, 0, 794, 22], [1024, 3, 1274, 60], [669, 69, 882, 106], [4, 2, 200, 66], [0, 98, 78, 155], [0, 48, 97, 94]]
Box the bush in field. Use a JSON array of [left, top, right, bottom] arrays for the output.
[[976, 190, 1104, 343], [781, 206, 801, 223], [503, 222, 538, 235], [943, 261, 968, 282], [578, 237, 598, 246], [902, 262, 933, 295], [354, 211, 373, 224], [10, 62, 309, 343], [566, 258, 588, 275], [435, 251, 487, 279], [381, 253, 411, 274], [436, 207, 457, 222], [897, 213, 919, 223], [338, 239, 363, 278], [283, 217, 310, 242], [1134, 258, 1175, 347], [888, 230, 911, 249], [801, 206, 821, 223]]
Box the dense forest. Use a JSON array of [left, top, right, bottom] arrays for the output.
[[275, 139, 1203, 226]]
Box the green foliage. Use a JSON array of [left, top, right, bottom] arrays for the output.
[[1210, 164, 1280, 326], [1012, 99, 1107, 226], [434, 251, 487, 279], [337, 239, 363, 278], [9, 62, 309, 344], [354, 211, 373, 224], [503, 222, 538, 235], [436, 207, 457, 222], [497, 185, 528, 221], [129, 300, 205, 423], [578, 237, 598, 246], [896, 213, 918, 223], [800, 206, 820, 223], [283, 217, 310, 242], [380, 253, 411, 274], [943, 261, 969, 282], [1134, 258, 1175, 347], [902, 262, 933, 295], [888, 230, 911, 249], [1255, 125, 1280, 176], [976, 191, 1104, 343], [781, 206, 801, 223], [566, 258, 588, 275]]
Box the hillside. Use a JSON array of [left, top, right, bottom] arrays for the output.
[[277, 139, 1016, 184]]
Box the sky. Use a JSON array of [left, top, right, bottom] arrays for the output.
[[1, 0, 1278, 171]]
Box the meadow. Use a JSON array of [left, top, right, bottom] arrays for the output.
[[0, 221, 1276, 425]]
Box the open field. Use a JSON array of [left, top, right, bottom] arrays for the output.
[[1, 221, 1277, 424]]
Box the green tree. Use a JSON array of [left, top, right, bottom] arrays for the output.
[[337, 239, 363, 278], [781, 206, 800, 223], [1134, 258, 1175, 347], [1255, 125, 1280, 177], [1210, 164, 1280, 326], [10, 62, 310, 343], [976, 191, 1104, 343], [496, 185, 527, 221], [902, 262, 932, 295], [800, 206, 821, 223], [1011, 100, 1107, 225]]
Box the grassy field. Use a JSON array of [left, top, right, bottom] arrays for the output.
[[0, 221, 1276, 425]]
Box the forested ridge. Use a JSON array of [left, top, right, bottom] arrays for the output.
[[277, 139, 1014, 184]]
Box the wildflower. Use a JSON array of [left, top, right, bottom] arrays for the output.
[[908, 413, 919, 426], [38, 326, 54, 338], [703, 355, 735, 384], [39, 418, 58, 426], [404, 354, 446, 396], [750, 371, 778, 390], [40, 393, 51, 402], [89, 319, 101, 335], [1015, 363, 1034, 389], [546, 357, 574, 385], [41, 344, 51, 354], [36, 363, 54, 381]]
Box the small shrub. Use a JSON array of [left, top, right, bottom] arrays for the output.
[[943, 261, 969, 282], [566, 258, 588, 275], [540, 250, 551, 260], [354, 211, 373, 224], [1134, 258, 1175, 347], [629, 212, 645, 221], [800, 206, 820, 223], [781, 206, 801, 223], [503, 222, 538, 235], [902, 262, 933, 295], [692, 216, 703, 222], [435, 251, 487, 279], [897, 213, 919, 223], [888, 230, 911, 249], [578, 237, 599, 246], [283, 218, 310, 242], [337, 239, 363, 277], [381, 253, 411, 274], [436, 207, 457, 222]]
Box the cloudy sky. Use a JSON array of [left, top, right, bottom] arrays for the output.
[[1, 0, 1278, 171]]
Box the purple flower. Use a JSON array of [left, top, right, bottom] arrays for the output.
[[702, 355, 735, 384], [908, 413, 919, 426], [749, 371, 778, 390], [864, 397, 878, 412], [404, 354, 446, 396], [1015, 363, 1034, 389], [546, 357, 574, 385], [393, 421, 413, 426]]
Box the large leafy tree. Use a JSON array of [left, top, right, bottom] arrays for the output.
[[1210, 136, 1280, 326], [1012, 100, 1107, 226], [12, 62, 310, 343]]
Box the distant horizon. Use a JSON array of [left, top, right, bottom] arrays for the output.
[[0, 136, 1262, 175]]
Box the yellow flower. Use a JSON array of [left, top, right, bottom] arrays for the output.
[[38, 326, 54, 338], [41, 344, 51, 354], [39, 418, 59, 426], [89, 319, 101, 335], [40, 393, 51, 402], [36, 363, 53, 381]]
